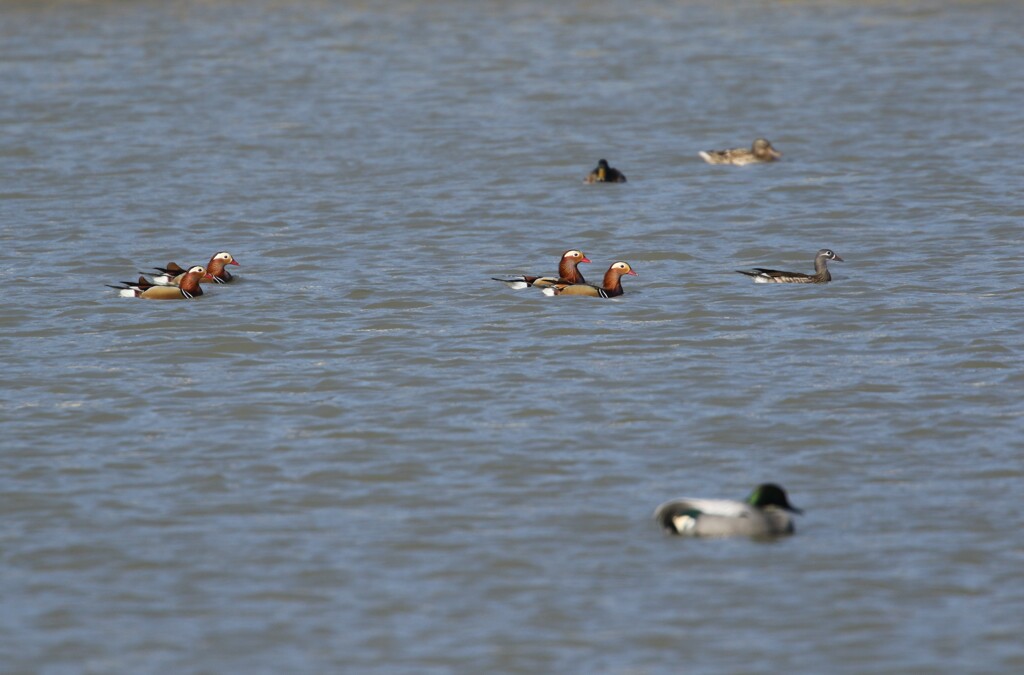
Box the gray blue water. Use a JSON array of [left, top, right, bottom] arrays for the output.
[[1, 0, 1022, 672]]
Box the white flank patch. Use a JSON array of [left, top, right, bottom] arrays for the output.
[[118, 289, 137, 298], [754, 275, 772, 284], [151, 274, 174, 285], [672, 515, 697, 533], [541, 287, 556, 296], [698, 151, 712, 163], [506, 280, 528, 290]]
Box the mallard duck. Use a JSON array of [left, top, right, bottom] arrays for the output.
[[736, 249, 843, 284], [542, 261, 637, 298], [654, 483, 802, 537], [699, 138, 781, 166], [584, 159, 627, 183], [493, 250, 591, 289]]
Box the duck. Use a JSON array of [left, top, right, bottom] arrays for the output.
[[493, 249, 591, 289], [736, 249, 843, 284], [584, 159, 627, 183], [654, 483, 802, 538], [150, 251, 239, 285], [699, 138, 781, 166], [542, 261, 637, 298], [109, 266, 212, 299]]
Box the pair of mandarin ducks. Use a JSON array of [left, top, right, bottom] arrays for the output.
[[109, 251, 239, 299], [493, 250, 638, 298]]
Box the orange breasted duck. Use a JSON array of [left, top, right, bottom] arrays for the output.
[[736, 249, 843, 284], [109, 266, 212, 299], [493, 249, 591, 289], [542, 261, 637, 298], [150, 251, 239, 285], [584, 159, 627, 183], [699, 138, 781, 166]]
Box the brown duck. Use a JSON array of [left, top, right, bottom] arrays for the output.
[[110, 265, 212, 299], [699, 138, 781, 166], [493, 249, 591, 289], [543, 261, 637, 298], [150, 251, 239, 285], [736, 249, 843, 284]]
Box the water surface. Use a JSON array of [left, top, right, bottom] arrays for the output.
[[1, 1, 1022, 672]]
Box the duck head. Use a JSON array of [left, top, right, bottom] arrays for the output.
[[753, 138, 781, 159], [746, 483, 802, 514]]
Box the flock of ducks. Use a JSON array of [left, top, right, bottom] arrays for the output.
[[107, 139, 820, 537], [492, 139, 842, 302], [513, 139, 813, 536]]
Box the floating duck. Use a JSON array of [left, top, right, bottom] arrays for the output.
[[584, 159, 627, 183], [699, 138, 781, 166], [109, 266, 212, 299], [654, 483, 802, 537], [493, 249, 591, 289], [543, 261, 637, 298], [150, 251, 239, 285], [736, 249, 843, 284]]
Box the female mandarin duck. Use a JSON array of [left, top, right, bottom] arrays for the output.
[[699, 138, 781, 166], [584, 159, 627, 183], [654, 483, 803, 538], [493, 249, 591, 289], [150, 251, 239, 285], [736, 249, 843, 284], [109, 266, 212, 299], [542, 261, 637, 298]]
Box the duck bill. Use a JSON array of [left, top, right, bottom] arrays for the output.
[[833, 255, 844, 262], [581, 257, 591, 264], [770, 149, 782, 158], [229, 260, 240, 266], [626, 270, 638, 276], [787, 505, 804, 515]]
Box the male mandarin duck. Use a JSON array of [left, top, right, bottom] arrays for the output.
[[584, 159, 627, 183], [542, 261, 637, 298], [654, 483, 803, 538], [109, 266, 212, 299], [736, 249, 843, 284], [493, 249, 591, 289], [150, 251, 239, 285], [699, 138, 781, 166]]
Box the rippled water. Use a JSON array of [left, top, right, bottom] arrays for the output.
[[2, 0, 1023, 672]]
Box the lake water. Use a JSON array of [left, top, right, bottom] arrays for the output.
[[1, 0, 1022, 672]]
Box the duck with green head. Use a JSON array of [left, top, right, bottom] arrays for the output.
[[654, 483, 803, 537]]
